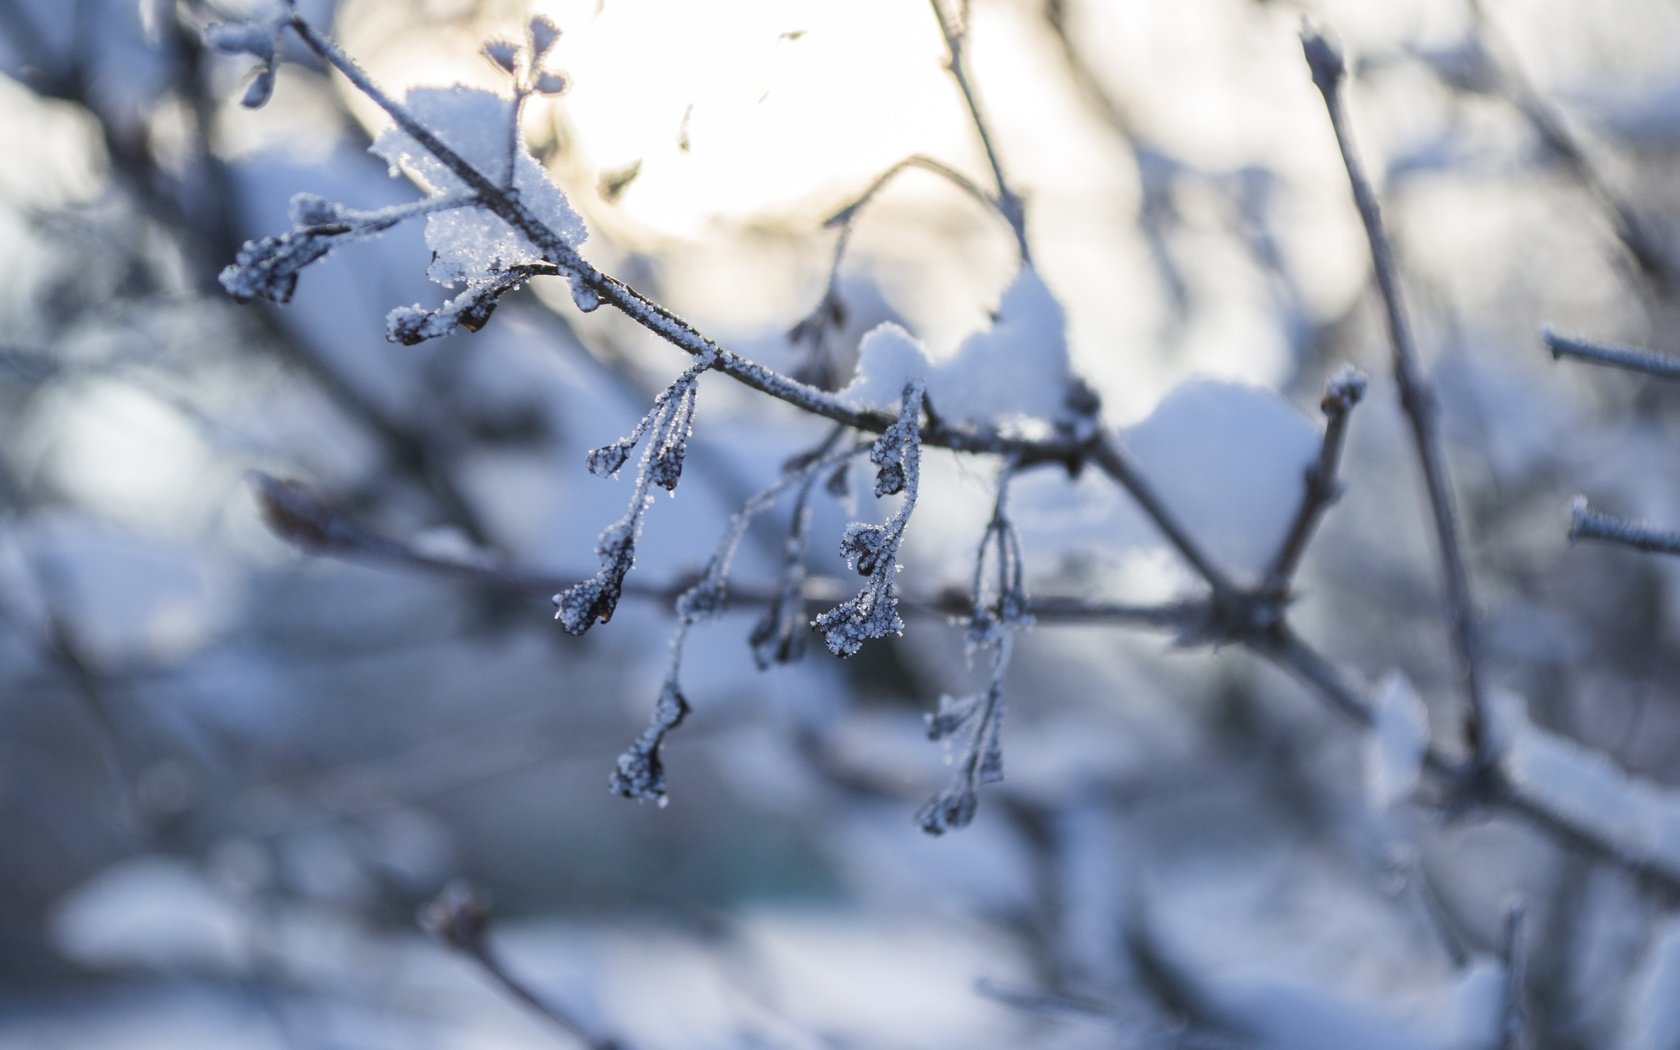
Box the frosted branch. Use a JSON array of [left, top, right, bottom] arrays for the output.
[[220, 193, 474, 305], [916, 463, 1031, 835], [1302, 24, 1491, 775], [553, 366, 710, 634], [1569, 499, 1680, 557], [813, 381, 927, 657], [616, 435, 865, 804], [1543, 329, 1680, 383], [1259, 365, 1367, 599]]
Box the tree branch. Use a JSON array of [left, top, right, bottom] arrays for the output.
[[1301, 25, 1491, 774], [1543, 329, 1680, 383], [926, 0, 1030, 261], [1569, 499, 1680, 557], [1259, 366, 1366, 599], [420, 883, 626, 1050]]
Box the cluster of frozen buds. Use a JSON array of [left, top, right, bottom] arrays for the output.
[[207, 5, 1040, 834], [917, 464, 1032, 834], [812, 380, 927, 657]]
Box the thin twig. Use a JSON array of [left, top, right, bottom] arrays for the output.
[[1088, 432, 1239, 598], [420, 883, 625, 1050], [926, 0, 1030, 261], [248, 470, 1205, 631], [789, 153, 1014, 387], [1543, 329, 1680, 383], [1569, 499, 1680, 556], [824, 153, 1003, 231], [1259, 366, 1367, 599], [1301, 25, 1491, 773]]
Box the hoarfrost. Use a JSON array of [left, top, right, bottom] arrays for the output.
[[371, 86, 586, 290], [1364, 672, 1428, 811]]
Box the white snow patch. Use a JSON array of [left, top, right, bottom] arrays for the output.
[[372, 86, 586, 290], [838, 267, 1072, 430], [836, 322, 929, 412], [1124, 379, 1320, 575], [1364, 672, 1429, 812], [929, 265, 1072, 428], [0, 512, 239, 668], [1492, 692, 1680, 877], [49, 856, 251, 973]]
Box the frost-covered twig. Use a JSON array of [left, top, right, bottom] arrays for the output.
[[554, 361, 713, 635], [1301, 25, 1491, 775], [814, 381, 928, 657], [1546, 332, 1680, 555], [1568, 499, 1680, 557], [1259, 366, 1367, 600], [1543, 329, 1680, 383], [420, 882, 627, 1050], [917, 462, 1032, 834], [612, 434, 865, 804]]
